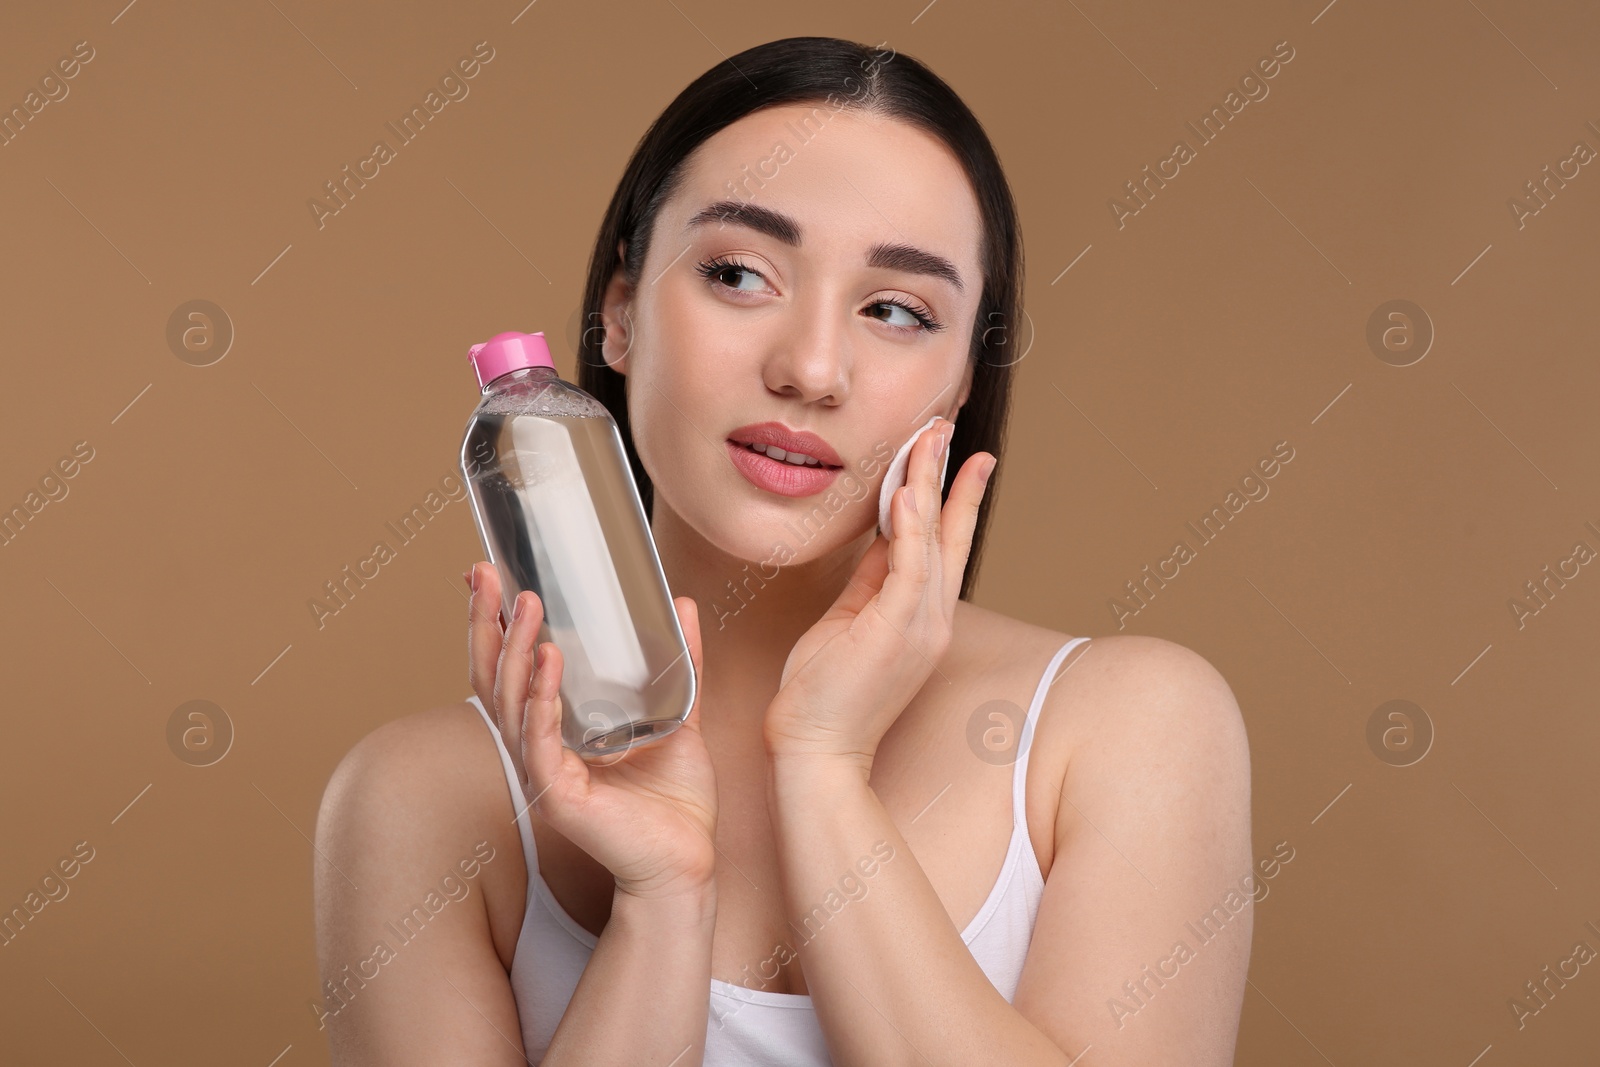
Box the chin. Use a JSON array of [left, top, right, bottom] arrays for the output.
[[691, 489, 876, 571]]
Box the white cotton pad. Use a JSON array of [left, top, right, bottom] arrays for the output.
[[878, 416, 950, 539]]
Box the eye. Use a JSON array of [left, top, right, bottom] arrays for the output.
[[865, 297, 945, 334], [695, 257, 945, 335], [695, 256, 769, 294]]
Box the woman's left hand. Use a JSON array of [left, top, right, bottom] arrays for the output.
[[762, 416, 997, 769]]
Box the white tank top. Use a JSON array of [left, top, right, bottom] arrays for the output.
[[467, 635, 1089, 1065]]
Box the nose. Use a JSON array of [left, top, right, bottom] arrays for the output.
[[761, 296, 850, 405]]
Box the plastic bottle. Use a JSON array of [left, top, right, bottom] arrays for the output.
[[459, 331, 695, 757]]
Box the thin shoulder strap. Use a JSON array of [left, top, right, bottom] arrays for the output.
[[1012, 637, 1093, 827], [467, 693, 539, 878]]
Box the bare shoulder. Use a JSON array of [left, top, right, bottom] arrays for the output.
[[310, 700, 535, 1062], [1044, 632, 1246, 754], [995, 631, 1253, 1061], [314, 700, 529, 976], [949, 604, 1247, 810], [1040, 632, 1251, 886]]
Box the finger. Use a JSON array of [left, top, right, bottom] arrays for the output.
[[523, 638, 569, 807], [923, 417, 951, 550], [674, 597, 706, 735], [916, 421, 950, 599], [880, 419, 944, 631], [493, 589, 544, 772], [467, 563, 505, 713], [940, 450, 995, 613], [833, 535, 891, 618]]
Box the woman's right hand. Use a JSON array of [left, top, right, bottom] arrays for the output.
[[466, 562, 718, 901]]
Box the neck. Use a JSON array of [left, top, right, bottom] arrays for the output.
[[649, 499, 876, 729]]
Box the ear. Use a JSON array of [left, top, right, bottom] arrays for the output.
[[600, 239, 635, 375]]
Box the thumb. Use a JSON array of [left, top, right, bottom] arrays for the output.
[[674, 596, 706, 734]]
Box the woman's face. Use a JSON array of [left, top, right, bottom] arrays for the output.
[[604, 103, 985, 567]]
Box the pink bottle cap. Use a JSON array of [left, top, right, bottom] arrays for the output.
[[467, 331, 555, 391]]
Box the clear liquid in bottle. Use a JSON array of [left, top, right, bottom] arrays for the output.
[[460, 332, 694, 757]]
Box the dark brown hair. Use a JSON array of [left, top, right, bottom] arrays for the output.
[[576, 36, 1023, 600]]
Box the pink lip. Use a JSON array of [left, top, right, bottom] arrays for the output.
[[726, 422, 844, 468], [726, 440, 844, 498]]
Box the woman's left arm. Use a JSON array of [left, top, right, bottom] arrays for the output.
[[765, 639, 1253, 1067], [760, 418, 1252, 1065]]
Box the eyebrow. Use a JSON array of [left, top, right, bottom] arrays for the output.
[[684, 199, 966, 293]]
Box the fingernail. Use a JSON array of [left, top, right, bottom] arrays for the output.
[[463, 568, 473, 590], [906, 485, 919, 515], [512, 593, 525, 621], [980, 456, 997, 484]]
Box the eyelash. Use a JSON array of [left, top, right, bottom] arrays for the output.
[[694, 256, 946, 334]]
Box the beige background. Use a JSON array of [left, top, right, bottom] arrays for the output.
[[2, 0, 1597, 1063]]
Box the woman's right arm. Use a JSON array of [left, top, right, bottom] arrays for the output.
[[313, 566, 721, 1064], [313, 711, 720, 1066], [480, 569, 724, 1064], [543, 881, 719, 1065]]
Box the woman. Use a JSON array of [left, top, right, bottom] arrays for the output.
[[314, 36, 1252, 1066]]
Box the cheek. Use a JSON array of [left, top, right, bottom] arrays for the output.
[[858, 368, 958, 443], [625, 347, 732, 499], [635, 285, 763, 447]]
